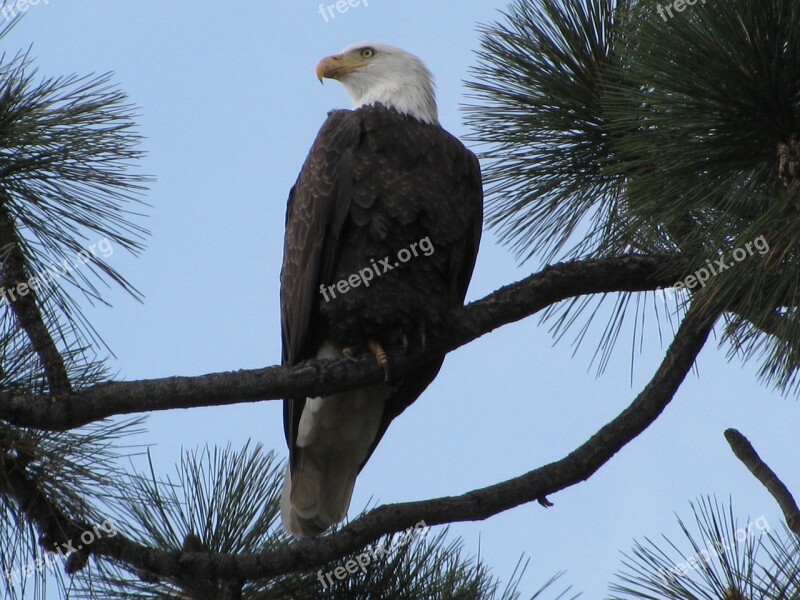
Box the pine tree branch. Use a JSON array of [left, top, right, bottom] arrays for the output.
[[724, 428, 800, 536], [0, 253, 689, 431], [0, 197, 72, 394], [59, 300, 715, 582], [2, 453, 85, 556]]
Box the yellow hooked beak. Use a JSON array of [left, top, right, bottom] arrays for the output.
[[315, 53, 367, 83]]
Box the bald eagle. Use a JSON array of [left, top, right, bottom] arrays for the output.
[[280, 43, 483, 537]]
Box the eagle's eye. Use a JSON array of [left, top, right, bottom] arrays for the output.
[[360, 47, 375, 58]]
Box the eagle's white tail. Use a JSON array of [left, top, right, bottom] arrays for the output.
[[281, 346, 389, 537]]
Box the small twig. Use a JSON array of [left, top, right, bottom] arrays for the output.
[[724, 428, 800, 536]]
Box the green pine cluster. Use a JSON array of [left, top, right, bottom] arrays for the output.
[[466, 0, 800, 389]]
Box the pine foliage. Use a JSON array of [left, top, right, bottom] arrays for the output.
[[466, 0, 800, 388]]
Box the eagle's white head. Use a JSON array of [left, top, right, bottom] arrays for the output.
[[315, 42, 439, 125]]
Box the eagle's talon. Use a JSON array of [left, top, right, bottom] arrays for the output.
[[537, 496, 554, 508], [341, 346, 360, 362], [368, 340, 392, 382]]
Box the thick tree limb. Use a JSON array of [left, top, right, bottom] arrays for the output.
[[0, 253, 688, 431], [724, 428, 800, 536], [29, 301, 714, 582]]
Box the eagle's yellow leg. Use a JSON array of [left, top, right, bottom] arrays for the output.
[[341, 342, 391, 382], [368, 340, 391, 382]]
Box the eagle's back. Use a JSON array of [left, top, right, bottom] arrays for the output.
[[317, 105, 482, 349]]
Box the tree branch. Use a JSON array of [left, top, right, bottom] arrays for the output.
[[56, 301, 716, 582], [0, 198, 72, 394], [0, 253, 688, 431], [2, 454, 86, 559], [724, 428, 800, 536]]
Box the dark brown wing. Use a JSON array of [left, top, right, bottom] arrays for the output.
[[280, 110, 361, 453]]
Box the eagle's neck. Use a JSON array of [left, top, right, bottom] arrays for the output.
[[344, 73, 439, 125]]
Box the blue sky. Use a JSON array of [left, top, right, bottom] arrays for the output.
[[8, 1, 799, 596]]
